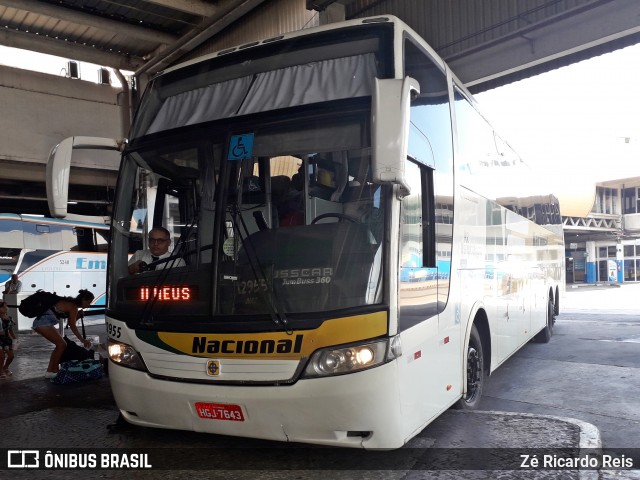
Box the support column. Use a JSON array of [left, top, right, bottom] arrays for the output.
[[616, 242, 624, 283], [585, 241, 597, 283]]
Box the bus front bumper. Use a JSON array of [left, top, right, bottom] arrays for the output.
[[109, 359, 406, 449]]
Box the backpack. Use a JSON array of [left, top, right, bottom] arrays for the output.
[[51, 359, 104, 384], [18, 290, 63, 318]]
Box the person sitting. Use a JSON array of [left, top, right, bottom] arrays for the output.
[[277, 178, 305, 227], [0, 300, 17, 378], [128, 227, 185, 274], [3, 274, 21, 295]]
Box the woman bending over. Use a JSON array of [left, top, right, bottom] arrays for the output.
[[32, 289, 94, 379]]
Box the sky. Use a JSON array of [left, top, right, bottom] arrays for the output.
[[0, 45, 130, 86], [476, 42, 640, 185], [1, 40, 638, 187]]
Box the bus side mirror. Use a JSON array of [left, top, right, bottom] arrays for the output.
[[46, 136, 122, 218], [371, 77, 420, 196]]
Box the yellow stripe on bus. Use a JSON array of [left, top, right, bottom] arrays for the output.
[[155, 311, 388, 359]]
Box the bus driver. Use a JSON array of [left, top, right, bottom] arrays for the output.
[[128, 227, 185, 274]]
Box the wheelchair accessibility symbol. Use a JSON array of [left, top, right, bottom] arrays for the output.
[[228, 133, 254, 161]]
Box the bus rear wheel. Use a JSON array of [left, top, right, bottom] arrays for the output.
[[534, 297, 555, 343], [455, 324, 484, 410]]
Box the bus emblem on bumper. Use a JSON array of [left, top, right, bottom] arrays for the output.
[[206, 360, 220, 376]]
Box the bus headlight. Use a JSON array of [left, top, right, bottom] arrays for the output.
[[108, 339, 147, 371], [302, 338, 399, 378]]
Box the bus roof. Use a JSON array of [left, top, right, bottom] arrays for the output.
[[156, 15, 447, 78]]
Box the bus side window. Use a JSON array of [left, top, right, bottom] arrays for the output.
[[94, 229, 110, 252], [400, 160, 435, 272], [399, 160, 439, 330], [73, 227, 97, 252], [24, 222, 62, 250], [405, 36, 454, 308]]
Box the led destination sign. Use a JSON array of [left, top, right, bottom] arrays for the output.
[[127, 285, 198, 302]]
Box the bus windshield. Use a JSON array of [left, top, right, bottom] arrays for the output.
[[109, 113, 385, 325]]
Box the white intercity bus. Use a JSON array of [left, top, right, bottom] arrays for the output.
[[49, 15, 564, 449], [0, 213, 109, 330]]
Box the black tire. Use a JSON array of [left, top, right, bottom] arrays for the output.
[[534, 297, 555, 343], [455, 324, 484, 410]]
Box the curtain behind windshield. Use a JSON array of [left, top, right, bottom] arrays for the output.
[[145, 54, 377, 136]]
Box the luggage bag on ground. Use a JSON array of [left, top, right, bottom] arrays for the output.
[[51, 359, 104, 384]]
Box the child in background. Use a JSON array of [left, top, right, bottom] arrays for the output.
[[0, 300, 17, 378]]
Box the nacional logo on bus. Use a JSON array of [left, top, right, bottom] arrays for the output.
[[192, 335, 304, 356], [143, 311, 388, 360]]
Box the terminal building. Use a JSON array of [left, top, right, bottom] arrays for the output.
[[564, 175, 640, 284]]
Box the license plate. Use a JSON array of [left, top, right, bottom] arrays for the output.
[[195, 402, 245, 422]]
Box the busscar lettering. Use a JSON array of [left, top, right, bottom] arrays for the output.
[[192, 335, 304, 355], [274, 267, 333, 278]]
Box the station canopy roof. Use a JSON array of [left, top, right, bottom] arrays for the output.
[[1, 0, 639, 91]]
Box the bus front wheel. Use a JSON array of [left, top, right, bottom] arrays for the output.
[[455, 324, 484, 410]]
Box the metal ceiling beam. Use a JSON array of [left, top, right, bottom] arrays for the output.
[[445, 0, 640, 90], [0, 27, 143, 70], [137, 0, 267, 76], [0, 159, 117, 187], [143, 0, 218, 18], [0, 0, 179, 45]]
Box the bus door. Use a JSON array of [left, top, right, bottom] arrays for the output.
[[396, 37, 458, 427]]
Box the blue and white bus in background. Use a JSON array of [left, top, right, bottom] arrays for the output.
[[0, 213, 109, 330]]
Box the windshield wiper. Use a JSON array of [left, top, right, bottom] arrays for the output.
[[233, 204, 292, 335]]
